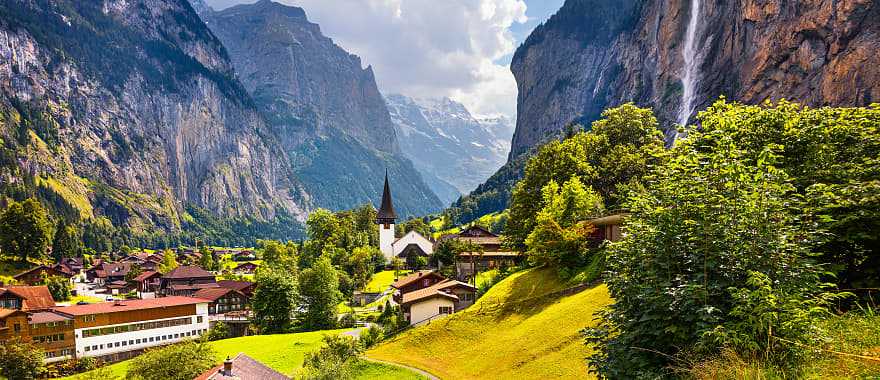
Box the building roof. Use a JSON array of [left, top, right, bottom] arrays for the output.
[[390, 270, 445, 289], [234, 262, 258, 269], [13, 265, 72, 280], [169, 283, 219, 292], [0, 308, 20, 319], [400, 279, 476, 306], [217, 280, 255, 292], [193, 287, 243, 302], [163, 265, 214, 279], [587, 213, 628, 226], [54, 296, 206, 316], [93, 262, 132, 278], [195, 353, 288, 380], [377, 170, 397, 221], [29, 311, 72, 324], [0, 286, 56, 310], [133, 270, 161, 282], [458, 251, 521, 257]]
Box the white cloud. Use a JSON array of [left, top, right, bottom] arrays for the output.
[[206, 0, 528, 118]]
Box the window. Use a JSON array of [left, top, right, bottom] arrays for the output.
[[91, 345, 97, 351], [115, 342, 120, 347], [122, 341, 127, 346], [136, 339, 141, 344], [85, 346, 91, 352], [13, 323, 20, 332], [197, 316, 203, 323], [129, 340, 134, 345], [439, 306, 452, 314]]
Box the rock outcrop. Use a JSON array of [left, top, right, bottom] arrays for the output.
[[0, 0, 307, 240], [201, 0, 442, 217], [452, 0, 880, 223]]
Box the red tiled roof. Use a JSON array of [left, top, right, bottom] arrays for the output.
[[195, 353, 288, 380], [2, 286, 56, 310], [400, 279, 476, 306], [29, 311, 72, 324], [193, 287, 242, 302], [54, 296, 206, 316], [163, 266, 214, 279], [390, 271, 445, 289], [133, 271, 160, 282], [217, 280, 255, 292]]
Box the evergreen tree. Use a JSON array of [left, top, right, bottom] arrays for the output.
[[52, 221, 81, 261]]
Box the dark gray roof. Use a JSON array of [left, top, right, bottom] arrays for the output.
[[377, 170, 397, 220]]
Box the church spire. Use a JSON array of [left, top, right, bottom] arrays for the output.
[[377, 170, 397, 222]]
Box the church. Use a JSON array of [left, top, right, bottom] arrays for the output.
[[376, 172, 434, 264]]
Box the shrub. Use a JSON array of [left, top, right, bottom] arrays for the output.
[[585, 129, 831, 378], [126, 340, 216, 380], [0, 339, 46, 380], [358, 325, 384, 349], [298, 335, 362, 380], [205, 321, 230, 341]]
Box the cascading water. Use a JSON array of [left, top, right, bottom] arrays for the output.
[[677, 0, 702, 127]]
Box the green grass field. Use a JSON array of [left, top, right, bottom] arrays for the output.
[[367, 267, 611, 379], [364, 270, 405, 293], [62, 330, 423, 379]]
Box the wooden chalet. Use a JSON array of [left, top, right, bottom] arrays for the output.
[[442, 225, 523, 280], [86, 262, 132, 285], [193, 288, 249, 316], [217, 280, 256, 298], [13, 266, 74, 286], [232, 262, 258, 275], [159, 266, 218, 297], [400, 279, 476, 326], [57, 257, 85, 275], [132, 271, 162, 294], [390, 271, 447, 303], [232, 250, 256, 261]]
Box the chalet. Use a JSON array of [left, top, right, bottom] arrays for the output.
[[159, 266, 218, 297], [232, 262, 258, 275], [0, 286, 56, 311], [390, 271, 447, 304], [587, 213, 627, 244], [193, 288, 249, 316], [444, 225, 523, 280], [140, 258, 159, 272], [232, 250, 256, 261], [87, 262, 132, 285], [400, 280, 477, 326], [132, 271, 162, 294], [217, 280, 256, 298], [13, 266, 73, 286], [106, 281, 135, 295], [57, 257, 85, 275], [195, 353, 288, 380], [0, 309, 75, 363], [392, 231, 434, 268]]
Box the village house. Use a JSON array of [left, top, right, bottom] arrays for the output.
[[0, 286, 74, 362], [392, 230, 434, 269], [86, 262, 132, 286], [13, 265, 74, 286], [217, 280, 256, 298], [232, 262, 258, 275], [195, 353, 287, 380], [232, 250, 256, 261], [443, 225, 523, 280], [400, 279, 477, 326], [132, 271, 162, 295], [159, 266, 218, 297], [193, 288, 249, 316], [57, 257, 85, 276], [390, 271, 449, 304]]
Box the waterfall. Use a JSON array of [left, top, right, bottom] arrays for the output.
[[677, 0, 702, 127]]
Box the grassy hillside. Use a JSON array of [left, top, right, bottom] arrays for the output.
[[63, 330, 424, 379], [367, 268, 611, 379]]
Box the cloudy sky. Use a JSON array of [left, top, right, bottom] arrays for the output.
[[203, 0, 565, 118]]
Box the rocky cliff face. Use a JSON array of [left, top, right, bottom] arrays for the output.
[[0, 0, 308, 239], [200, 0, 442, 217], [452, 0, 880, 223], [386, 94, 513, 205], [510, 0, 880, 156]]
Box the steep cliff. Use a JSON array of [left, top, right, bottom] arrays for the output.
[[201, 0, 442, 217], [450, 0, 880, 223], [386, 94, 513, 205], [0, 0, 308, 243]]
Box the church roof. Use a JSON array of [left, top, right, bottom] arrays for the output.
[[377, 170, 397, 220]]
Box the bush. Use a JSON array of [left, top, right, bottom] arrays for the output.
[[585, 129, 833, 378], [338, 313, 356, 329], [0, 339, 46, 380], [205, 321, 230, 341], [126, 340, 216, 380], [358, 325, 384, 349], [298, 335, 363, 380]]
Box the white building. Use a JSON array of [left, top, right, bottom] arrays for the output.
[[392, 230, 434, 258], [54, 297, 210, 362], [377, 171, 398, 261]]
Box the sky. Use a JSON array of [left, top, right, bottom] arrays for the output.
[[203, 0, 566, 118]]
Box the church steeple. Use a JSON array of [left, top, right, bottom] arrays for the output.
[[377, 170, 397, 222]]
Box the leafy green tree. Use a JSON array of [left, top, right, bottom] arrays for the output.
[[0, 339, 46, 380], [260, 240, 298, 269], [252, 268, 298, 333], [125, 264, 144, 282], [158, 249, 178, 274], [346, 246, 375, 289], [506, 104, 664, 248], [585, 129, 831, 378], [306, 209, 341, 251], [298, 335, 362, 380], [198, 246, 216, 272], [205, 321, 230, 341], [397, 218, 431, 238], [524, 176, 604, 268], [52, 221, 81, 261], [0, 198, 52, 262], [126, 340, 215, 380], [698, 100, 880, 291], [298, 257, 342, 330], [41, 275, 71, 301]]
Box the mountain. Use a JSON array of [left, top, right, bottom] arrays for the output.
[[0, 0, 307, 244], [199, 0, 443, 217], [385, 94, 513, 205], [449, 0, 880, 223]]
